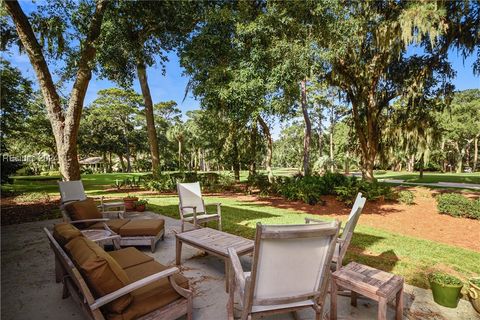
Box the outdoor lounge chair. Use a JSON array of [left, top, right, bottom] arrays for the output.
[[60, 197, 165, 252], [227, 221, 341, 320], [58, 180, 125, 214], [45, 224, 193, 320], [177, 182, 222, 232], [305, 192, 366, 271]]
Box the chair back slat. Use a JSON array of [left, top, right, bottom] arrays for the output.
[[250, 222, 340, 305], [177, 182, 206, 215], [58, 180, 87, 204], [341, 193, 366, 241]]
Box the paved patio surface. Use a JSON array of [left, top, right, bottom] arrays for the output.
[[1, 212, 478, 320]]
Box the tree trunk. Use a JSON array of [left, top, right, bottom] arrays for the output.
[[455, 142, 463, 173], [5, 0, 107, 181], [233, 137, 240, 182], [345, 150, 350, 175], [257, 115, 274, 182], [419, 153, 424, 179], [117, 153, 126, 172], [474, 136, 478, 172], [248, 119, 258, 178], [178, 140, 182, 170], [137, 62, 160, 175], [301, 79, 311, 176]]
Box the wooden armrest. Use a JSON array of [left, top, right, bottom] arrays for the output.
[[205, 202, 221, 206], [227, 247, 245, 293], [180, 205, 197, 209], [305, 217, 330, 224], [61, 199, 82, 205], [90, 267, 181, 310], [70, 218, 109, 224]]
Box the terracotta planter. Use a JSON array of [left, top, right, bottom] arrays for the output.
[[136, 204, 146, 212], [123, 197, 138, 211]]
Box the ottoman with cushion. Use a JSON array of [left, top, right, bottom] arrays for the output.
[[62, 199, 165, 252], [46, 223, 193, 320]]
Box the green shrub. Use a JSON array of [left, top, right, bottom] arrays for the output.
[[335, 179, 396, 205], [398, 190, 415, 205], [428, 272, 463, 286], [247, 174, 272, 195], [436, 193, 480, 220], [14, 192, 50, 203], [144, 171, 234, 193]]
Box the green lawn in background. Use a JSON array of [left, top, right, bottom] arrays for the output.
[[146, 195, 480, 288], [2, 173, 148, 195]]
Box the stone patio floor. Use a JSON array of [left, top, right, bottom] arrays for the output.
[[1, 212, 478, 320]]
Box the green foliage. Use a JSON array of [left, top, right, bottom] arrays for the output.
[[145, 172, 235, 193], [134, 199, 148, 206], [14, 192, 50, 203], [335, 180, 397, 205], [246, 174, 275, 195], [436, 193, 480, 220], [428, 272, 463, 286], [398, 190, 415, 205]]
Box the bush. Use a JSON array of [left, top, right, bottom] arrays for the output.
[[247, 174, 273, 195], [436, 193, 480, 220], [144, 171, 235, 193], [335, 179, 396, 205], [398, 190, 415, 205]]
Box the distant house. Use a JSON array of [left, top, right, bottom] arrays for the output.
[[79, 157, 105, 173]]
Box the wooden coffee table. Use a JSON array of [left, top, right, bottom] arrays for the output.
[[81, 229, 121, 250], [330, 262, 404, 320], [175, 227, 254, 290]]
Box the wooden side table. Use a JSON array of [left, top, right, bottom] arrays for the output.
[[81, 229, 121, 250], [330, 262, 404, 320]]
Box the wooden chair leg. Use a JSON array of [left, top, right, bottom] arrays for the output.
[[395, 287, 404, 320], [351, 291, 357, 307], [378, 298, 387, 320], [175, 237, 182, 265], [186, 296, 193, 320], [218, 217, 222, 231], [150, 238, 156, 253], [330, 278, 337, 320], [181, 221, 185, 232]]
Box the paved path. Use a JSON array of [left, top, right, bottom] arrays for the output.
[[2, 214, 479, 319]]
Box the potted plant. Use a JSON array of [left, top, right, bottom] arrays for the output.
[[134, 199, 148, 212], [123, 195, 139, 211], [465, 277, 480, 314], [428, 272, 464, 308]]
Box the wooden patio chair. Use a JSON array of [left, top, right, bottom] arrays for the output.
[[58, 180, 125, 215], [305, 192, 366, 271], [177, 182, 222, 232], [44, 227, 192, 320], [227, 221, 341, 320]]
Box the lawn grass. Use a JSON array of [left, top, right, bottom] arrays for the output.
[[2, 173, 148, 195], [377, 171, 480, 184], [145, 195, 480, 288]]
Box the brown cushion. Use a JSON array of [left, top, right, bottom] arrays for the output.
[[89, 219, 130, 234], [65, 237, 132, 314], [108, 247, 153, 269], [118, 219, 165, 237], [108, 261, 189, 320], [53, 223, 82, 246], [64, 198, 102, 226]]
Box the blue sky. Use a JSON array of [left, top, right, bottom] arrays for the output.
[[3, 1, 479, 139]]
